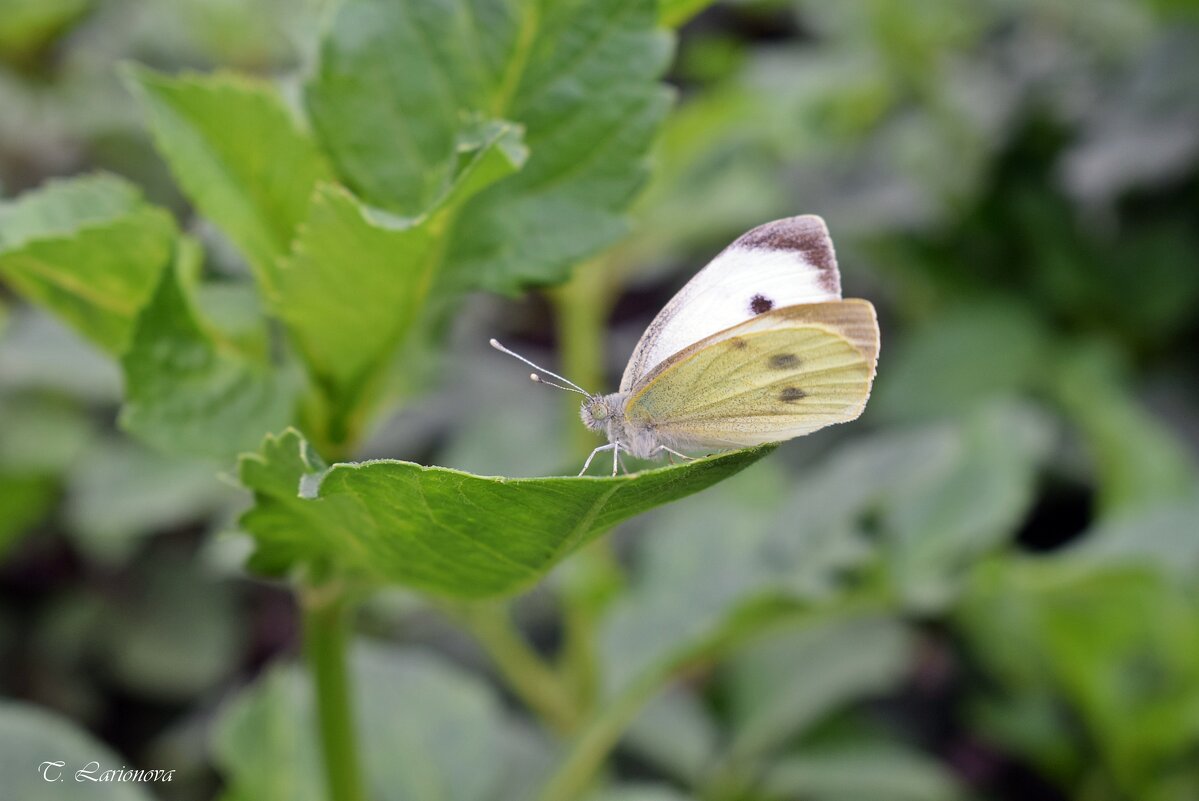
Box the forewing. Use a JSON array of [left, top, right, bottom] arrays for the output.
[[624, 301, 879, 449], [620, 216, 841, 391]]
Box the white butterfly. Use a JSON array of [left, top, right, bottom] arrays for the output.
[[493, 216, 880, 475]]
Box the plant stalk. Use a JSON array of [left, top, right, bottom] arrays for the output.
[[548, 259, 623, 710], [453, 602, 581, 733], [536, 598, 894, 801], [302, 583, 367, 801], [549, 258, 616, 455], [534, 665, 666, 801]]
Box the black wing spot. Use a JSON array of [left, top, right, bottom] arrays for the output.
[[768, 353, 800, 370], [779, 387, 806, 402], [750, 294, 773, 314]]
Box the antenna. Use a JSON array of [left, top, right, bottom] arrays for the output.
[[489, 339, 591, 396]]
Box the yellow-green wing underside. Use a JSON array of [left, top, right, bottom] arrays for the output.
[[625, 300, 879, 449]]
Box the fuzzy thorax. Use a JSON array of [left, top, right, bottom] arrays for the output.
[[580, 392, 663, 459]]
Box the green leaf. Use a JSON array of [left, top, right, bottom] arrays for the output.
[[751, 401, 1049, 611], [0, 394, 91, 553], [119, 247, 297, 460], [276, 125, 525, 448], [0, 393, 93, 555], [65, 438, 232, 563], [879, 401, 1052, 610], [0, 0, 90, 60], [872, 301, 1050, 423], [271, 191, 417, 447], [1050, 341, 1198, 517], [726, 615, 914, 759], [0, 174, 176, 353], [0, 701, 155, 800], [598, 463, 800, 693], [659, 0, 717, 28], [124, 66, 333, 292], [213, 643, 553, 801], [276, 184, 432, 426], [625, 687, 720, 785], [590, 788, 698, 801], [0, 395, 93, 474], [237, 428, 773, 597], [760, 744, 963, 801], [92, 554, 243, 699], [958, 558, 1199, 798], [0, 309, 122, 402], [0, 473, 56, 555], [598, 402, 1046, 719], [306, 0, 673, 291], [1065, 499, 1199, 581]]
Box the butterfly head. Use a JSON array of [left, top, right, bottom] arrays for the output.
[[581, 394, 619, 431]]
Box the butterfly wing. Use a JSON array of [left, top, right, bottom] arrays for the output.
[[620, 215, 841, 392], [623, 300, 879, 449]]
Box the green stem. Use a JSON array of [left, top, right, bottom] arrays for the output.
[[452, 602, 581, 733], [536, 597, 895, 801], [548, 259, 623, 710], [535, 622, 741, 801], [550, 259, 616, 455], [535, 667, 665, 801], [302, 583, 367, 801]]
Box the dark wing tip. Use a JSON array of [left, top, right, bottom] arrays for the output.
[[731, 215, 840, 294]]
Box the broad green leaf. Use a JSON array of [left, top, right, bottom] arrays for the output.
[[620, 85, 787, 269], [91, 554, 242, 699], [0, 308, 121, 402], [0, 395, 93, 473], [625, 687, 720, 785], [1065, 498, 1199, 581], [0, 701, 155, 801], [598, 463, 800, 693], [307, 0, 673, 291], [598, 403, 1046, 714], [119, 250, 297, 460], [0, 394, 92, 554], [659, 0, 717, 28], [276, 183, 433, 441], [213, 643, 553, 801], [726, 615, 914, 759], [880, 400, 1052, 610], [193, 280, 273, 361], [760, 744, 962, 801], [0, 473, 55, 554], [274, 125, 524, 447], [958, 558, 1199, 798], [0, 174, 175, 353], [1050, 341, 1198, 517], [0, 0, 90, 60], [124, 66, 333, 292], [872, 301, 1050, 423], [237, 428, 773, 597], [589, 788, 697, 801], [65, 438, 232, 563]]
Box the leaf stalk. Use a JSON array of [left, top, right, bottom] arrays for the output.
[[302, 582, 367, 801]]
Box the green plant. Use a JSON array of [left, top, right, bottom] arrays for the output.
[[0, 1, 794, 798], [3, 1, 1198, 800]]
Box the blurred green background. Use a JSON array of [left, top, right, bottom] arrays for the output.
[[1, 1, 1197, 800]]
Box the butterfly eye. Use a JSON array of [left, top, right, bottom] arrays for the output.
[[591, 403, 609, 420]]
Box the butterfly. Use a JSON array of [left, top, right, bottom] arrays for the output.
[[492, 215, 880, 475]]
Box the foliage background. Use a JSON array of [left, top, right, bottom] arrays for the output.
[[1, 1, 1197, 800]]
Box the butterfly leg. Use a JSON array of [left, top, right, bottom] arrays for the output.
[[653, 445, 694, 463], [611, 441, 621, 476], [578, 443, 615, 476]]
